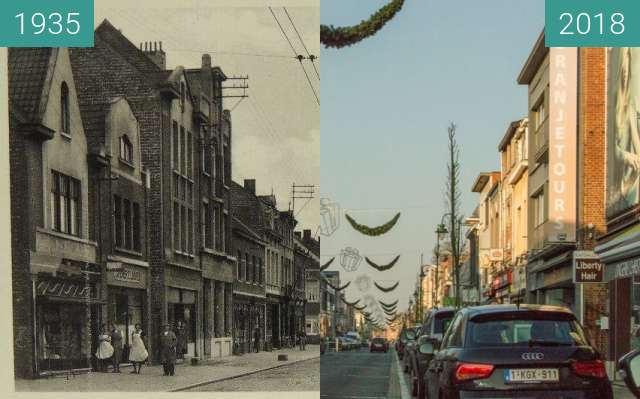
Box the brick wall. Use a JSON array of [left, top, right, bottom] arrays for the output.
[[578, 47, 608, 357]]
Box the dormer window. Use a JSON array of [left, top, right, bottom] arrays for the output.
[[60, 82, 70, 134], [119, 135, 133, 164]]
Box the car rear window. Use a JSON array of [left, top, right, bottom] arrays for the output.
[[372, 338, 386, 344], [434, 313, 454, 334], [466, 313, 588, 348]]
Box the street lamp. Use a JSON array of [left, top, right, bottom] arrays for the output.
[[434, 220, 449, 308], [419, 256, 425, 321]]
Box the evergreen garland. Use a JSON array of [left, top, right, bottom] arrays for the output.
[[365, 255, 401, 271], [321, 0, 405, 49], [326, 280, 351, 291], [342, 298, 361, 307], [320, 257, 335, 272], [346, 213, 401, 236], [354, 304, 367, 311], [374, 281, 400, 293], [379, 299, 399, 308]]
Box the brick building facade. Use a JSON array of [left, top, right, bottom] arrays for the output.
[[69, 20, 235, 363]]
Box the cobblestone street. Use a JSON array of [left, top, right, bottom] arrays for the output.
[[186, 357, 319, 392]]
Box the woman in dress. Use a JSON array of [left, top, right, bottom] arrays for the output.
[[95, 324, 114, 372], [129, 323, 148, 374]]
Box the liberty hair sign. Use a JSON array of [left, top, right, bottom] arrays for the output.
[[548, 48, 578, 243], [573, 251, 604, 283]]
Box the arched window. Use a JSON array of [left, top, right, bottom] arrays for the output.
[[60, 82, 70, 134], [119, 135, 133, 163]]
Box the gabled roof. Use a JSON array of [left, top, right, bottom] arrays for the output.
[[229, 180, 269, 235], [232, 215, 265, 244], [517, 30, 547, 85], [95, 19, 163, 76], [8, 48, 55, 122]]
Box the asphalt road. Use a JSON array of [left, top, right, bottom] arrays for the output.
[[321, 348, 406, 399], [186, 357, 320, 392]]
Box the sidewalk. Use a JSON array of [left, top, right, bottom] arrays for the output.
[[15, 345, 319, 392]]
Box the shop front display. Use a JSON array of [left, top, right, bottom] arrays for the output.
[[167, 287, 197, 358], [34, 275, 101, 374]]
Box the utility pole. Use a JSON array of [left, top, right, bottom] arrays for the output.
[[221, 75, 250, 98], [291, 183, 315, 217]]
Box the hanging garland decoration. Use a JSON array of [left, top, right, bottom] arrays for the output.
[[374, 281, 400, 293], [342, 298, 360, 307], [366, 255, 401, 271], [379, 299, 399, 308], [345, 213, 401, 237], [353, 304, 367, 311], [320, 0, 406, 49], [387, 315, 399, 323], [380, 303, 397, 311], [325, 280, 351, 291], [363, 311, 372, 318], [320, 257, 335, 272], [383, 308, 397, 316]]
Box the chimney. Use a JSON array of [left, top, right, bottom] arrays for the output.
[[303, 229, 311, 241], [202, 53, 212, 69], [141, 40, 166, 70], [244, 179, 256, 194]]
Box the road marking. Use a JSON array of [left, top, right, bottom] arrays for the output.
[[395, 351, 411, 399]]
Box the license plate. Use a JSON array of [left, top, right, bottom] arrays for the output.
[[504, 368, 559, 383]]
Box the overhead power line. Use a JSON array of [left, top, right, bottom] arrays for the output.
[[283, 7, 319, 81], [268, 6, 319, 106]]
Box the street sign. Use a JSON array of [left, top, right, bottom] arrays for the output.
[[573, 251, 604, 283]]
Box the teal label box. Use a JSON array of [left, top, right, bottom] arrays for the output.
[[0, 0, 93, 47], [546, 0, 640, 47]]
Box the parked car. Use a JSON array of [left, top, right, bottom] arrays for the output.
[[396, 327, 418, 360], [370, 337, 389, 353], [407, 307, 455, 398], [618, 348, 640, 397], [422, 304, 613, 399], [403, 326, 422, 372]]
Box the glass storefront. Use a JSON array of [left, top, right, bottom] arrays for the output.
[[36, 301, 93, 372], [168, 287, 197, 358], [108, 287, 145, 361]]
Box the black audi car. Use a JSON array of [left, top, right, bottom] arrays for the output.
[[422, 304, 613, 399], [396, 326, 418, 360]]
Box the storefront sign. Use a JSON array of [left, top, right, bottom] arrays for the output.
[[574, 258, 604, 283], [36, 279, 95, 300], [573, 251, 604, 283], [614, 257, 640, 279], [107, 264, 146, 289], [548, 47, 578, 243]]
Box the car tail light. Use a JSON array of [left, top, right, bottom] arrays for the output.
[[571, 360, 607, 379], [454, 362, 495, 383]]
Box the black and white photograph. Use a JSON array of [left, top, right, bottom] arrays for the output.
[[6, 0, 319, 393]]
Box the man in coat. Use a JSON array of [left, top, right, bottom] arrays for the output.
[[160, 323, 178, 376], [110, 323, 123, 373]]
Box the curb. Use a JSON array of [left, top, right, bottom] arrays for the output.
[[170, 355, 320, 392]]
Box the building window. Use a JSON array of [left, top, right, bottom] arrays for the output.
[[60, 82, 70, 134], [202, 201, 213, 249], [533, 99, 546, 132], [113, 195, 141, 252], [50, 171, 80, 236], [172, 121, 194, 256], [236, 251, 241, 280], [247, 253, 253, 282], [533, 190, 546, 227], [119, 135, 133, 164], [241, 253, 247, 281]]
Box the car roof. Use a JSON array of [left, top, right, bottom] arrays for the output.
[[462, 304, 573, 317], [431, 306, 456, 315]]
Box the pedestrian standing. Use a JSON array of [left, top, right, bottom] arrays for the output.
[[160, 323, 177, 376], [298, 330, 306, 351], [175, 321, 186, 359], [110, 323, 123, 373], [95, 324, 114, 372], [129, 323, 148, 374], [253, 327, 260, 353]]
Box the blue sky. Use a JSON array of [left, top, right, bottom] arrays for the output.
[[320, 0, 545, 314]]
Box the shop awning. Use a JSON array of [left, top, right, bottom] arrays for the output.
[[595, 224, 640, 264]]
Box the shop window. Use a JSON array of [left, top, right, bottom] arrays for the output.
[[37, 302, 89, 371], [60, 82, 70, 134], [119, 135, 133, 164], [236, 251, 242, 280], [50, 171, 80, 236]]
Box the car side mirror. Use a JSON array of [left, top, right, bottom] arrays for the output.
[[406, 331, 416, 340], [419, 342, 434, 355], [619, 349, 640, 397]]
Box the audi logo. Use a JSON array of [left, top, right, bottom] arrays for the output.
[[521, 352, 544, 360]]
